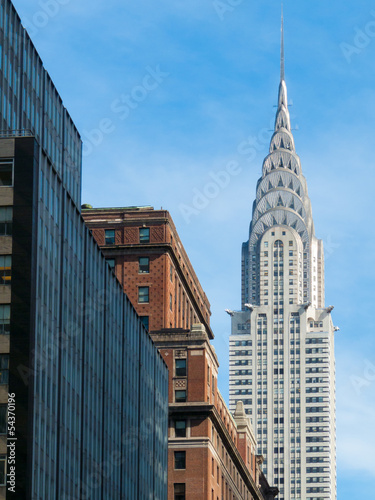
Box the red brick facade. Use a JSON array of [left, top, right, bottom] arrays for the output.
[[82, 207, 213, 337]]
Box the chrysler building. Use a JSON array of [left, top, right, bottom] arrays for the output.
[[229, 15, 337, 500]]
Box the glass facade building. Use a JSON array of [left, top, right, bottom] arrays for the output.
[[0, 1, 168, 499]]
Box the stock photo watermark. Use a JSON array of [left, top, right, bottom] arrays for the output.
[[179, 114, 299, 224], [61, 416, 164, 499], [82, 65, 169, 157], [17, 291, 109, 386], [340, 11, 375, 63], [350, 359, 375, 395], [179, 161, 242, 224], [323, 235, 340, 260], [22, 0, 72, 37], [212, 0, 245, 21]]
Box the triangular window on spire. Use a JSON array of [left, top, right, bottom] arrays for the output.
[[288, 180, 293, 189], [287, 161, 292, 170], [277, 195, 284, 207], [280, 137, 285, 149], [289, 199, 295, 210], [260, 189, 265, 197], [291, 221, 297, 230], [272, 216, 278, 226], [278, 178, 284, 187], [279, 156, 284, 168], [282, 215, 288, 225], [298, 208, 303, 216], [296, 187, 301, 196], [266, 200, 272, 210], [270, 161, 276, 170], [268, 181, 273, 190]]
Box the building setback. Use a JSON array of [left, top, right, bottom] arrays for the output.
[[229, 19, 337, 500], [0, 1, 168, 498], [82, 206, 278, 500]]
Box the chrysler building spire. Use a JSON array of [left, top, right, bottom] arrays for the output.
[[280, 5, 285, 82], [229, 12, 337, 500]]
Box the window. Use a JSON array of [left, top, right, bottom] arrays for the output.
[[0, 455, 5, 486], [106, 258, 115, 269], [0, 355, 9, 384], [174, 451, 186, 469], [170, 264, 173, 282], [170, 293, 173, 311], [175, 420, 186, 437], [104, 229, 115, 244], [0, 161, 13, 186], [175, 358, 187, 377], [174, 483, 185, 500], [0, 207, 12, 236], [140, 316, 149, 330], [0, 256, 11, 284], [175, 390, 186, 402], [0, 406, 6, 434], [139, 257, 149, 273], [0, 305, 10, 335], [138, 286, 149, 303], [139, 227, 150, 243]]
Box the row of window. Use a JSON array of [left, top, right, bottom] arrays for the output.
[[104, 227, 150, 245]]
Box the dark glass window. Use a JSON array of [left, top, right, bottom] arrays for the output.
[[139, 257, 149, 273], [175, 420, 186, 437], [0, 406, 6, 434], [0, 455, 5, 486], [0, 207, 12, 236], [139, 227, 150, 243], [138, 286, 149, 303], [175, 358, 186, 377], [0, 256, 11, 284], [0, 162, 13, 187], [104, 229, 115, 244], [0, 306, 10, 335], [174, 451, 186, 469], [140, 316, 149, 330], [174, 483, 185, 500], [0, 355, 9, 384], [175, 390, 186, 402]]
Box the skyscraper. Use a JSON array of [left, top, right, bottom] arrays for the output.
[[229, 16, 337, 500], [0, 1, 168, 498]]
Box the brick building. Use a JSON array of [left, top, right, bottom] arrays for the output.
[[82, 206, 213, 337], [82, 205, 278, 500], [151, 324, 278, 500]]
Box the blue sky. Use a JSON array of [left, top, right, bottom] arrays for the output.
[[13, 0, 375, 496]]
